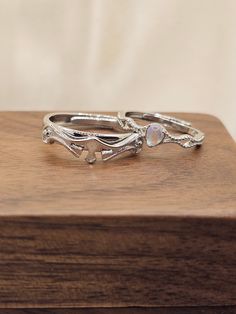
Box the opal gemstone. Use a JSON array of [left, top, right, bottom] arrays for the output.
[[146, 123, 164, 147]]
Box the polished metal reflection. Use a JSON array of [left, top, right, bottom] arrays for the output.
[[42, 112, 205, 164], [42, 113, 143, 164], [119, 111, 205, 149]]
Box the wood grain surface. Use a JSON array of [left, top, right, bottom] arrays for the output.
[[0, 112, 235, 310], [1, 306, 236, 314], [0, 112, 235, 217]]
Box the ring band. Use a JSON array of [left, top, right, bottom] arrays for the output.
[[42, 112, 205, 164], [119, 111, 205, 148], [42, 112, 143, 164]]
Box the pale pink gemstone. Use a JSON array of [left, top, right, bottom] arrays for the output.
[[146, 123, 164, 147]]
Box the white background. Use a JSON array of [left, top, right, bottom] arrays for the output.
[[0, 0, 235, 139]]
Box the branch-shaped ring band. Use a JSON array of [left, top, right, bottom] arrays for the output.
[[42, 113, 143, 164], [119, 112, 205, 148]]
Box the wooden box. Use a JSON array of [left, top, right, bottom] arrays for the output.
[[0, 112, 235, 313]]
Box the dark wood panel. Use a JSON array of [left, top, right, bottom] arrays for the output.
[[1, 306, 236, 314], [0, 217, 235, 307]]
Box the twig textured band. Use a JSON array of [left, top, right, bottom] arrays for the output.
[[42, 113, 142, 164], [42, 112, 205, 164]]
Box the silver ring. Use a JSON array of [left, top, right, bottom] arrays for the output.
[[42, 112, 143, 164], [119, 111, 205, 148], [42, 112, 205, 164]]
